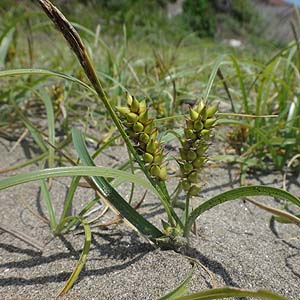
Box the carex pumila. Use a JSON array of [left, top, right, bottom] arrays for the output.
[[116, 93, 167, 181]]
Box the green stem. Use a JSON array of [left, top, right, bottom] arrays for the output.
[[64, 196, 100, 233], [185, 193, 190, 227], [56, 176, 81, 234], [38, 0, 177, 227]]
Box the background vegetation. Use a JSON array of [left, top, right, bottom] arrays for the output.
[[0, 0, 299, 298]]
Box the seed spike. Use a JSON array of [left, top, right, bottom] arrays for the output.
[[126, 92, 133, 106], [116, 106, 130, 116], [131, 96, 140, 113], [178, 102, 217, 195], [189, 108, 199, 121], [206, 105, 218, 118], [139, 100, 147, 113], [196, 100, 205, 114], [117, 93, 167, 181]]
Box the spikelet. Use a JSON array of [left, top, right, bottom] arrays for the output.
[[178, 100, 218, 196], [51, 85, 64, 113], [116, 93, 167, 181]]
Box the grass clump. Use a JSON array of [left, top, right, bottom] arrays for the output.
[[0, 1, 299, 299]]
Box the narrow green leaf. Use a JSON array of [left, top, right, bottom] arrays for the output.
[[39, 90, 55, 169], [0, 27, 15, 68], [0, 68, 96, 95], [64, 197, 100, 233], [0, 166, 160, 197], [184, 186, 300, 237], [56, 216, 91, 297], [204, 55, 227, 102], [158, 265, 194, 300], [72, 128, 163, 239], [229, 55, 249, 114], [274, 214, 300, 224], [9, 94, 47, 153], [58, 176, 81, 230], [40, 179, 57, 231], [171, 287, 287, 300]]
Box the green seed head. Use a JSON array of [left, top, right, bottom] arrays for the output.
[[130, 96, 140, 113], [143, 152, 153, 163], [146, 138, 156, 154], [150, 128, 158, 141], [179, 148, 188, 160], [182, 180, 191, 191], [201, 129, 210, 136], [182, 141, 190, 150], [158, 166, 167, 181], [196, 100, 205, 114], [188, 171, 198, 183], [200, 107, 207, 120], [196, 146, 208, 156], [204, 118, 216, 129], [153, 151, 163, 164], [144, 123, 153, 134], [193, 157, 205, 169], [126, 129, 137, 139], [126, 93, 133, 106], [139, 100, 147, 114], [184, 128, 194, 139], [150, 165, 161, 177], [183, 162, 193, 173], [186, 120, 194, 130], [133, 122, 144, 133], [189, 184, 201, 196], [116, 106, 130, 116], [206, 105, 218, 118], [126, 112, 139, 123], [187, 150, 197, 161], [189, 108, 199, 121], [138, 110, 148, 124], [139, 132, 150, 144], [194, 120, 204, 131], [193, 139, 202, 149]]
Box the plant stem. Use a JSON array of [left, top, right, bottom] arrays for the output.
[[185, 194, 190, 227], [38, 0, 176, 227]]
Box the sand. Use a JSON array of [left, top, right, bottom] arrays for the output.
[[0, 137, 299, 300]]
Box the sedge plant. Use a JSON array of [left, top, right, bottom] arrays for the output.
[[0, 0, 299, 297]]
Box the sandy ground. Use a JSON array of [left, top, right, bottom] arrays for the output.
[[0, 137, 299, 300]]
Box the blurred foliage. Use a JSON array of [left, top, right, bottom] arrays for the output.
[[182, 0, 259, 38], [183, 0, 216, 38]]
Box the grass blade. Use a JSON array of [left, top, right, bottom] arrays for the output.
[[171, 287, 287, 300], [56, 216, 91, 297], [0, 27, 15, 68], [245, 197, 300, 226], [184, 186, 300, 237], [39, 89, 55, 169], [229, 55, 249, 113], [0, 68, 96, 95], [203, 54, 227, 102], [72, 128, 163, 239], [9, 93, 47, 152], [0, 166, 161, 197], [40, 179, 57, 231], [158, 264, 194, 300]]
